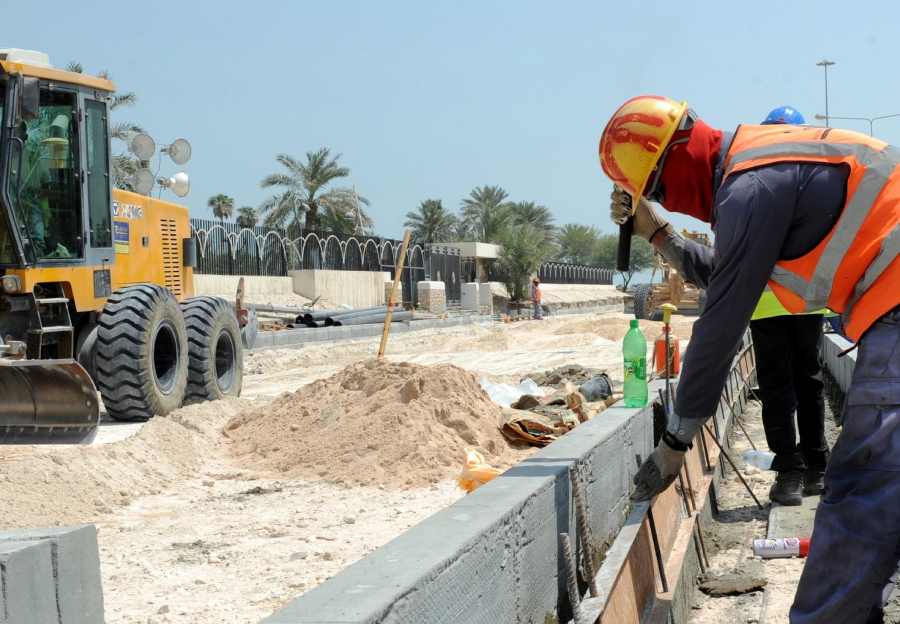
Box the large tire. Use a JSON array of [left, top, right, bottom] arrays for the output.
[[632, 283, 653, 320], [96, 285, 188, 421], [181, 296, 243, 404]]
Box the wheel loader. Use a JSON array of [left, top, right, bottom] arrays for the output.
[[627, 229, 711, 321], [0, 49, 243, 444]]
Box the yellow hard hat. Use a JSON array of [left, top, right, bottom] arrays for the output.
[[599, 95, 689, 213]]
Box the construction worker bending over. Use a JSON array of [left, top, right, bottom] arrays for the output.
[[747, 106, 829, 506], [599, 95, 900, 624], [531, 277, 542, 320]]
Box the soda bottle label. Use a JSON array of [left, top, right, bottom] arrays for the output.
[[624, 357, 646, 381]]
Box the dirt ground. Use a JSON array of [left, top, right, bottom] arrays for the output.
[[0, 310, 694, 624]]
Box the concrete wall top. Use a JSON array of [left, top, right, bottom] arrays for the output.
[[452, 242, 501, 259], [416, 281, 445, 291], [193, 274, 294, 296]]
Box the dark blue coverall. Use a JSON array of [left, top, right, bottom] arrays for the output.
[[663, 131, 900, 623]]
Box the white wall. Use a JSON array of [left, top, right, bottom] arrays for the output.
[[193, 274, 294, 296], [290, 270, 390, 309]]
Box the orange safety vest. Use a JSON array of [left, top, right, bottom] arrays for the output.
[[723, 125, 900, 341], [532, 285, 541, 302]]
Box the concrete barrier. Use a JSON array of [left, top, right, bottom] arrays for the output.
[[291, 269, 389, 309], [0, 524, 104, 624], [822, 332, 855, 394], [194, 274, 294, 296]]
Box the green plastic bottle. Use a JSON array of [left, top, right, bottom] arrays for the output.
[[623, 319, 648, 407]]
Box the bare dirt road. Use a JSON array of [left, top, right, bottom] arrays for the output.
[[0, 311, 695, 624]]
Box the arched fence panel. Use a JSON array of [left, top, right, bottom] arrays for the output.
[[537, 262, 614, 285]]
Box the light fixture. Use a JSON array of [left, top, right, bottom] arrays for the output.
[[814, 114, 826, 120], [159, 172, 190, 198], [1, 275, 21, 293], [344, 211, 356, 221], [127, 168, 155, 195], [160, 138, 191, 165], [128, 133, 156, 160]]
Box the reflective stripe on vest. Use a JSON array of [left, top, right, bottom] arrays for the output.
[[722, 125, 900, 339]]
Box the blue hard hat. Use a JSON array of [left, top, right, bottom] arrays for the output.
[[762, 106, 806, 125]]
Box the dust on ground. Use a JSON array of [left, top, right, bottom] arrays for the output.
[[0, 310, 695, 624]]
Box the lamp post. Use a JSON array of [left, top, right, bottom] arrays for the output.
[[814, 113, 900, 136], [343, 185, 364, 236], [816, 60, 836, 127]]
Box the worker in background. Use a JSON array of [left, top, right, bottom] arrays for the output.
[[748, 106, 829, 507], [599, 95, 900, 623], [531, 277, 542, 320]]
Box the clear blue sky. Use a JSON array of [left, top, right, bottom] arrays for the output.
[[7, 0, 900, 241]]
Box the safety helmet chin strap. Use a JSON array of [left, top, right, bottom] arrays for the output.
[[645, 109, 698, 204]]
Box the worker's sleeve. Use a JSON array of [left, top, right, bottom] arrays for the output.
[[657, 229, 716, 290], [669, 169, 795, 443]]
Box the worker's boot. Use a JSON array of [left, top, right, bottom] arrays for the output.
[[803, 467, 826, 496], [768, 470, 804, 506]]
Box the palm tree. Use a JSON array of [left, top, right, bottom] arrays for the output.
[[67, 62, 142, 189], [496, 223, 558, 302], [235, 206, 258, 229], [258, 148, 369, 232], [509, 200, 556, 244], [460, 185, 512, 243], [404, 200, 459, 243], [556, 223, 601, 265], [208, 194, 235, 226]]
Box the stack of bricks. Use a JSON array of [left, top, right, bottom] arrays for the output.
[[416, 281, 446, 314], [384, 281, 405, 306]]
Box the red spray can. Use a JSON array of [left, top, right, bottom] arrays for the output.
[[753, 537, 810, 558]]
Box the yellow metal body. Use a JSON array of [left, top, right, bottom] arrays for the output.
[[6, 189, 194, 312], [0, 60, 115, 92]]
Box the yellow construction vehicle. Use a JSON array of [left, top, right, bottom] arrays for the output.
[[0, 49, 243, 444], [627, 230, 711, 321]]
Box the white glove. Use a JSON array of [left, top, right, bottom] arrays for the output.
[[609, 187, 669, 241], [632, 434, 687, 501]]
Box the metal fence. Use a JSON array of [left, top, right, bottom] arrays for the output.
[[190, 220, 462, 308], [537, 262, 614, 285]]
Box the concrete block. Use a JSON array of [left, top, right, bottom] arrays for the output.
[[0, 524, 103, 624], [460, 283, 479, 311], [0, 540, 59, 624], [479, 282, 492, 307]]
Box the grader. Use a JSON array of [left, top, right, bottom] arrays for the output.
[[628, 229, 710, 321], [0, 49, 243, 444]]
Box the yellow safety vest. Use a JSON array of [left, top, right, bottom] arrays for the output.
[[751, 290, 832, 321]]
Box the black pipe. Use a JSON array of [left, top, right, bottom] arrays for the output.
[[303, 305, 386, 323], [617, 218, 633, 272], [334, 310, 414, 326]]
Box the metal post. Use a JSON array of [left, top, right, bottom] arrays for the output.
[[647, 509, 669, 593], [816, 60, 836, 127], [703, 424, 764, 510]]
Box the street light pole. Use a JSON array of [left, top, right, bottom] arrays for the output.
[[814, 113, 900, 136], [816, 60, 835, 127]]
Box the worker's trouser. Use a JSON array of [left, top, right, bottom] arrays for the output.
[[533, 300, 542, 319], [749, 315, 829, 474], [791, 307, 900, 624]]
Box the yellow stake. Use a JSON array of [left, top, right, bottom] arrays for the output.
[[659, 303, 677, 326]]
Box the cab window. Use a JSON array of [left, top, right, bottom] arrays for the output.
[[85, 99, 111, 248]]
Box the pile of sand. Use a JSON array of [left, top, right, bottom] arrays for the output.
[[223, 359, 532, 488], [553, 316, 695, 342], [0, 399, 250, 530]]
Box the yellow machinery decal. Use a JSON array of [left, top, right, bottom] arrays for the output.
[[114, 221, 129, 254]]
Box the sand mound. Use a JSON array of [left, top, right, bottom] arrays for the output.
[[223, 359, 532, 488], [553, 316, 695, 342], [0, 399, 250, 530]]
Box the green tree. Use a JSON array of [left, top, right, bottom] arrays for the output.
[[495, 223, 558, 302], [258, 148, 369, 232], [460, 185, 512, 243], [509, 201, 556, 244], [315, 202, 374, 236], [235, 206, 258, 229], [556, 223, 601, 265], [208, 194, 235, 226], [404, 199, 459, 243], [593, 234, 656, 290], [67, 61, 142, 189]]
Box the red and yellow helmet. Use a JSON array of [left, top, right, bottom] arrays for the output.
[[599, 95, 688, 213]]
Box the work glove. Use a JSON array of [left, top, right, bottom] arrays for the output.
[[610, 187, 669, 242], [632, 432, 688, 501]]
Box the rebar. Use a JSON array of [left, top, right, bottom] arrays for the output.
[[698, 427, 712, 472], [569, 468, 599, 598], [676, 473, 691, 518], [682, 465, 697, 511], [702, 424, 764, 510], [720, 395, 757, 451], [647, 509, 669, 593], [695, 519, 711, 569], [561, 533, 587, 624], [692, 527, 707, 573]]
